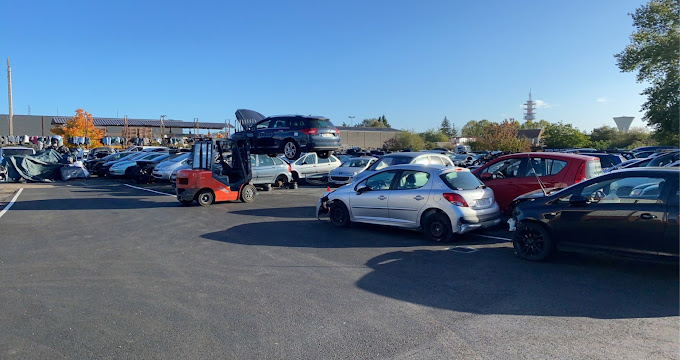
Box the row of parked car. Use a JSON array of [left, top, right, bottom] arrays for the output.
[[315, 148, 679, 264]]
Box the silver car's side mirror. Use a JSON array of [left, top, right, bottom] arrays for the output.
[[356, 184, 369, 194]]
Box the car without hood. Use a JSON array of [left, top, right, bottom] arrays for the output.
[[328, 156, 378, 185]]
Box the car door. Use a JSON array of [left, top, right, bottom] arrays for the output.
[[388, 170, 432, 225], [303, 153, 318, 175], [475, 157, 526, 210], [553, 174, 667, 255], [250, 155, 260, 181], [269, 118, 291, 150], [661, 181, 679, 257], [349, 170, 398, 223], [253, 120, 274, 149], [256, 155, 277, 183], [519, 156, 568, 191]]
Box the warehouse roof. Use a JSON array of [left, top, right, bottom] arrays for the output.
[[51, 117, 229, 129]]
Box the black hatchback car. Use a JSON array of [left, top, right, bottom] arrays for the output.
[[232, 109, 341, 161], [509, 167, 679, 262]]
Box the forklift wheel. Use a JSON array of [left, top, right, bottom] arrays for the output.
[[240, 184, 256, 203], [196, 190, 215, 206]]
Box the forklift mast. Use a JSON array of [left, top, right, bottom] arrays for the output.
[[190, 139, 252, 185]]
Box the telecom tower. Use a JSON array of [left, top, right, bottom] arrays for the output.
[[523, 91, 536, 122]]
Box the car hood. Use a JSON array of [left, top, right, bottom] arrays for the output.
[[235, 109, 266, 129], [330, 167, 363, 175], [112, 161, 135, 167]]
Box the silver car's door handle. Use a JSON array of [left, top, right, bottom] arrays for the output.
[[378, 195, 387, 200], [414, 195, 424, 200]]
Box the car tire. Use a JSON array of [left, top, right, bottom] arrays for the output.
[[282, 140, 301, 161], [329, 201, 351, 227], [318, 151, 331, 159], [179, 199, 193, 206], [512, 222, 554, 261], [261, 184, 272, 192], [275, 174, 288, 187], [240, 184, 256, 203], [422, 212, 453, 242], [196, 189, 214, 206]]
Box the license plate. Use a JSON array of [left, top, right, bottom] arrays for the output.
[[321, 133, 333, 138], [476, 198, 491, 206]]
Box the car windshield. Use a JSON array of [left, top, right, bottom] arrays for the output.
[[586, 160, 604, 179], [341, 159, 371, 168], [370, 156, 412, 171], [306, 119, 334, 128], [440, 170, 484, 190]]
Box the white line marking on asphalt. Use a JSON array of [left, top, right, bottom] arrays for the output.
[[0, 188, 24, 219], [124, 184, 175, 197], [472, 234, 512, 242]]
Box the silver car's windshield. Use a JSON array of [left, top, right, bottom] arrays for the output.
[[341, 159, 370, 168], [440, 171, 484, 190]]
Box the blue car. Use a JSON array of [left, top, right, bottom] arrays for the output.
[[232, 109, 341, 161]]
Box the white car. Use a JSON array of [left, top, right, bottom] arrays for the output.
[[289, 153, 341, 181], [317, 164, 501, 242], [354, 152, 454, 183], [328, 156, 377, 185]]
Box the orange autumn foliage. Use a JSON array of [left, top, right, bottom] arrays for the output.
[[51, 108, 104, 148]]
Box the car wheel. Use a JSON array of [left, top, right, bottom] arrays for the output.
[[275, 174, 288, 187], [240, 184, 256, 203], [318, 151, 330, 159], [512, 222, 554, 261], [423, 212, 452, 242], [196, 189, 214, 206], [179, 199, 193, 206], [282, 140, 301, 161], [291, 172, 300, 182], [329, 201, 350, 227], [261, 184, 272, 192]]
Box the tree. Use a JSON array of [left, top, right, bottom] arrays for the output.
[[517, 119, 551, 130], [419, 128, 449, 143], [51, 108, 104, 148], [474, 120, 531, 152], [615, 0, 679, 145], [543, 122, 589, 149], [611, 127, 655, 148], [589, 125, 620, 142], [451, 122, 458, 137], [461, 119, 492, 137], [383, 131, 425, 151], [355, 115, 391, 128], [440, 117, 452, 138]]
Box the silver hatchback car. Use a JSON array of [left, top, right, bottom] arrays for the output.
[[316, 164, 501, 242]]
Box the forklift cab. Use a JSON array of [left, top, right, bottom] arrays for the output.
[[176, 139, 256, 206]]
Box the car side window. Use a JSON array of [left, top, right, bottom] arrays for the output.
[[330, 156, 338, 162], [256, 120, 270, 130], [269, 119, 289, 129], [414, 156, 429, 165], [250, 155, 256, 167], [525, 158, 567, 176], [484, 158, 523, 178], [259, 156, 275, 167], [318, 157, 330, 164], [305, 154, 317, 164], [395, 170, 430, 190], [363, 171, 397, 191], [272, 157, 283, 165], [580, 176, 666, 204]]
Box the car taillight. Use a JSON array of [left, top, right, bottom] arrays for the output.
[[178, 178, 188, 185], [443, 193, 468, 207], [300, 128, 318, 135], [287, 164, 291, 173], [334, 128, 340, 136], [574, 163, 587, 183]]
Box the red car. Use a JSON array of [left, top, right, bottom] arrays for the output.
[[472, 152, 603, 211]]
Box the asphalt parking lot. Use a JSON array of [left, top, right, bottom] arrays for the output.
[[0, 179, 678, 359]]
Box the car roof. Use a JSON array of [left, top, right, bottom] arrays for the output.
[[380, 152, 441, 159], [494, 152, 599, 161], [266, 115, 329, 121], [382, 164, 469, 173]]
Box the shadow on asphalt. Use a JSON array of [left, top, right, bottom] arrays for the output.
[[9, 196, 177, 210], [230, 207, 318, 219], [201, 217, 510, 248], [356, 248, 679, 319]]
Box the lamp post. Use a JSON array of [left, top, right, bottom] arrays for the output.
[[348, 116, 355, 127]]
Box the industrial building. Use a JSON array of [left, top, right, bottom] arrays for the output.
[[0, 114, 228, 138], [337, 126, 401, 149]]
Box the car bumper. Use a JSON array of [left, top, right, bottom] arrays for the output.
[[458, 216, 502, 234], [152, 171, 171, 180], [328, 175, 353, 184], [109, 168, 127, 176]]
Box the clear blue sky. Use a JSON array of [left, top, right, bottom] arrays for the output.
[[2, 0, 648, 133]]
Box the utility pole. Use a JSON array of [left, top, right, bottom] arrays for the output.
[[160, 114, 167, 144], [7, 58, 13, 136]]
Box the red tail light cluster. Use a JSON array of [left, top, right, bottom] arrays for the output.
[[300, 128, 318, 135], [443, 193, 468, 207], [287, 164, 292, 173], [334, 128, 340, 136], [574, 163, 587, 183]]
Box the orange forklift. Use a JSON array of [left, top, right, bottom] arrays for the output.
[[175, 139, 257, 206]]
